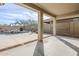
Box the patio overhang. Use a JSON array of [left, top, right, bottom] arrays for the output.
[[22, 3, 56, 17], [16, 3, 79, 41], [34, 3, 79, 20]]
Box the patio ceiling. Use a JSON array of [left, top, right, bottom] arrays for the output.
[[34, 3, 79, 19]]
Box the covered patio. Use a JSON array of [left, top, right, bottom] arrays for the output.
[[0, 3, 79, 56]]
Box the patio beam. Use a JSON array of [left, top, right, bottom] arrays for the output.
[[38, 11, 43, 41], [23, 3, 56, 17]]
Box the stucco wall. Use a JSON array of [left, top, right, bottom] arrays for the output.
[[56, 17, 79, 37]]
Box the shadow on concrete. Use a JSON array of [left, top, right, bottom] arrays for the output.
[[0, 34, 51, 52], [55, 36, 79, 56], [33, 40, 44, 56], [0, 39, 37, 52]]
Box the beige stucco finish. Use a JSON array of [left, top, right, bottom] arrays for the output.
[[34, 3, 79, 19]]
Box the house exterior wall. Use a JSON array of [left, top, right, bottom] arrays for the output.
[[56, 17, 79, 37]]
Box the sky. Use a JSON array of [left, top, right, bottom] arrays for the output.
[[0, 3, 38, 25]]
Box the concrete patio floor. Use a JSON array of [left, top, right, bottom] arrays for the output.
[[0, 32, 38, 50], [0, 33, 79, 56]]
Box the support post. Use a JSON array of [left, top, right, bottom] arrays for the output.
[[49, 19, 52, 34], [38, 11, 43, 41], [52, 17, 56, 35]]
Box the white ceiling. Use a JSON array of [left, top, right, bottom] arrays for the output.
[[34, 3, 79, 17]]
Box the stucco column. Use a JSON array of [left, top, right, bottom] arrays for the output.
[[38, 11, 43, 41], [52, 17, 56, 35], [49, 19, 52, 34]]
